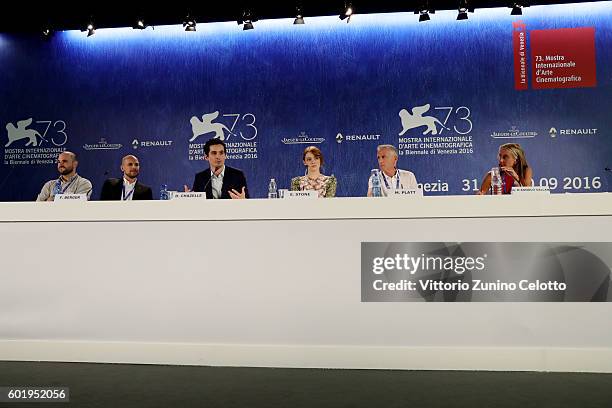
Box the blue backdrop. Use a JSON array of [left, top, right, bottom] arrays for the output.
[[1, 2, 611, 200]]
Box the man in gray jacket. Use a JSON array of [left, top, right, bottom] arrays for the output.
[[36, 151, 93, 201]]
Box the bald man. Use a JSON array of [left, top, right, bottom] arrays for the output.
[[36, 151, 93, 201], [100, 155, 153, 201]]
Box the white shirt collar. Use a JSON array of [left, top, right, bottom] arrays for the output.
[[381, 169, 398, 180], [123, 177, 137, 185]]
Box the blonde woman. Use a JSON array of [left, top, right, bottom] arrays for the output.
[[478, 143, 533, 195], [291, 146, 337, 198]]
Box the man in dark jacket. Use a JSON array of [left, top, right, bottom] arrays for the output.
[[100, 155, 153, 201], [186, 138, 249, 199]]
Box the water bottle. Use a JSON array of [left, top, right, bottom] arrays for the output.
[[268, 178, 278, 199], [160, 184, 169, 200], [490, 167, 502, 195], [371, 169, 383, 197], [52, 179, 62, 197]]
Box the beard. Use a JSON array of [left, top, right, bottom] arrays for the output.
[[59, 167, 73, 176]]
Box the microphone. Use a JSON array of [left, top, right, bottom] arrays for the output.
[[204, 166, 224, 198], [188, 170, 214, 196], [212, 165, 223, 175], [202, 176, 213, 196]]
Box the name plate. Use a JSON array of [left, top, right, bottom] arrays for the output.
[[172, 192, 207, 200], [283, 190, 319, 199], [389, 188, 423, 198], [511, 186, 550, 195], [54, 194, 87, 202]]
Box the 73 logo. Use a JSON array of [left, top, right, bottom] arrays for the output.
[[5, 118, 68, 147], [189, 111, 258, 142]]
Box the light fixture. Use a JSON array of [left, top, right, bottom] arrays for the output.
[[339, 2, 353, 23], [133, 17, 147, 30], [294, 4, 305, 24], [457, 0, 469, 20], [238, 9, 258, 30], [81, 20, 96, 37], [416, 1, 434, 22], [510, 2, 524, 15], [183, 15, 196, 32]]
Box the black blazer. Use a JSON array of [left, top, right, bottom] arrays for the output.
[[100, 178, 153, 201], [192, 165, 249, 199]]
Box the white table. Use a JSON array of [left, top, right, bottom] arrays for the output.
[[1, 194, 611, 372]]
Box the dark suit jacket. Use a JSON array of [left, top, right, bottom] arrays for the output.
[[100, 178, 153, 201], [192, 166, 249, 199]]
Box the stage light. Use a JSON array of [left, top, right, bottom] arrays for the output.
[[238, 10, 258, 30], [82, 21, 95, 37], [339, 2, 353, 23], [183, 15, 196, 32], [416, 1, 434, 22], [133, 18, 147, 30], [457, 0, 469, 20], [294, 5, 305, 24], [511, 3, 523, 15]]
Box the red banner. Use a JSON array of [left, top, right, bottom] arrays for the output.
[[512, 21, 528, 91], [530, 27, 596, 89]]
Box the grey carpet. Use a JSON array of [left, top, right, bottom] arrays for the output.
[[0, 362, 610, 407]]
